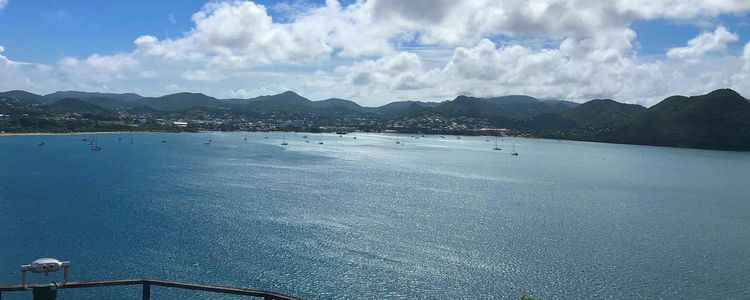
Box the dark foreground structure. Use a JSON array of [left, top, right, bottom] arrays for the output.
[[0, 278, 301, 300], [0, 258, 300, 300]]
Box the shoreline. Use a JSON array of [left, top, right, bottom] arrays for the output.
[[0, 131, 144, 137]]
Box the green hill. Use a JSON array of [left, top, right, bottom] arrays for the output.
[[603, 89, 750, 150], [136, 92, 224, 111], [562, 99, 646, 128], [45, 91, 143, 102], [46, 98, 111, 114], [0, 90, 46, 103]]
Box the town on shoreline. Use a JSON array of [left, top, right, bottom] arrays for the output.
[[1, 88, 749, 151]]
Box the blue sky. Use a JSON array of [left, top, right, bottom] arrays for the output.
[[1, 0, 750, 106]]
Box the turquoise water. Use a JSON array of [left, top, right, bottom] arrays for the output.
[[0, 132, 748, 299]]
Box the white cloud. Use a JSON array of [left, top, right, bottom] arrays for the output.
[[336, 52, 434, 92], [133, 1, 332, 68], [2, 0, 750, 105], [0, 0, 7, 10], [667, 26, 739, 60]]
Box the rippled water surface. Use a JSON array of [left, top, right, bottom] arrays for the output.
[[1, 132, 748, 299]]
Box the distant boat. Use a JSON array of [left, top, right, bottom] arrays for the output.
[[305, 140, 310, 143], [161, 140, 167, 143], [204, 139, 211, 145], [511, 142, 518, 156], [264, 136, 269, 139], [244, 132, 248, 141], [456, 136, 461, 139], [130, 140, 135, 144], [118, 137, 122, 141], [440, 136, 445, 138], [281, 136, 288, 146], [336, 131, 347, 135], [353, 136, 357, 140], [38, 142, 45, 146], [89, 137, 101, 151], [302, 135, 308, 139], [318, 133, 324, 145], [493, 136, 501, 151], [396, 135, 401, 144]]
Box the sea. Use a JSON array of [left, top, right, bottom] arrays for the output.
[[0, 132, 748, 299]]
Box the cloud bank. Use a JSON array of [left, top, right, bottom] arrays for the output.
[[1, 0, 750, 106]]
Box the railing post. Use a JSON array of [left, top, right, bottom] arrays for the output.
[[142, 283, 150, 300]]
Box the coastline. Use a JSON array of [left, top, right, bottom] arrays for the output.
[[0, 131, 142, 137]]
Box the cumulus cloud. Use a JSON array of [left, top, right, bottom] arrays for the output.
[[337, 52, 434, 91], [0, 0, 7, 10], [667, 26, 739, 60], [2, 0, 750, 105]]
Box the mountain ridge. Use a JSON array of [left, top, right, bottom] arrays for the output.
[[2, 88, 748, 150]]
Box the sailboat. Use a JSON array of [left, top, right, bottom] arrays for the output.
[[493, 136, 501, 151], [395, 135, 401, 144], [281, 135, 288, 145], [89, 137, 101, 151], [244, 131, 248, 141], [318, 133, 324, 145], [511, 142, 518, 156], [204, 133, 212, 145]]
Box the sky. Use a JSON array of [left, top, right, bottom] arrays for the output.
[[1, 0, 750, 106]]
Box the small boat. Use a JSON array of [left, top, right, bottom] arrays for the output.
[[456, 136, 462, 139], [440, 136, 445, 138], [318, 133, 324, 145], [302, 135, 308, 139], [304, 140, 309, 143], [511, 142, 518, 156], [38, 142, 45, 146], [89, 138, 101, 151], [335, 131, 347, 135], [264, 136, 269, 139], [118, 137, 122, 141], [161, 140, 167, 143], [281, 136, 288, 145], [493, 136, 501, 151], [353, 136, 357, 140]]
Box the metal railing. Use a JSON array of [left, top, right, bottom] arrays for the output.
[[0, 278, 301, 300]]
